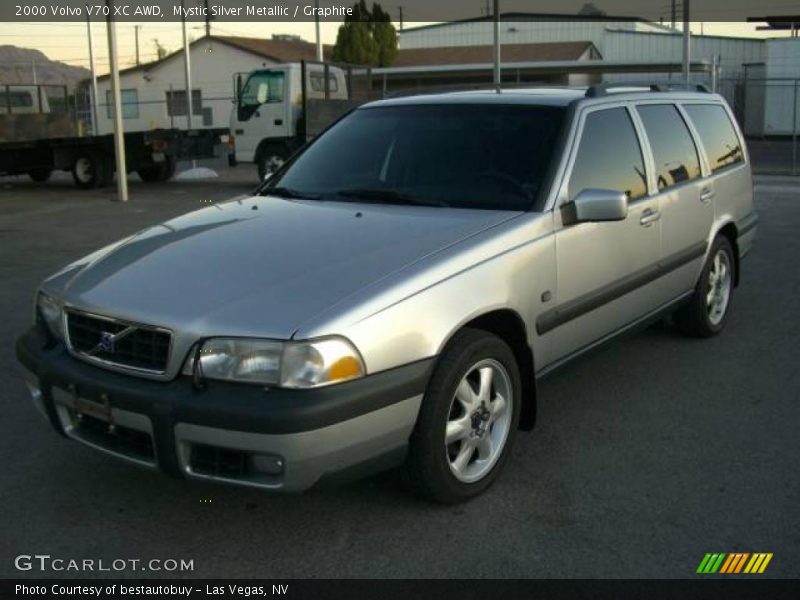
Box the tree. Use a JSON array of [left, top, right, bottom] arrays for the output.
[[332, 1, 397, 67]]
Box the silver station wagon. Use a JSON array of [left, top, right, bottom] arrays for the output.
[[18, 84, 757, 503]]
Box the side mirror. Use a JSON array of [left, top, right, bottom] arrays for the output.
[[569, 189, 628, 223]]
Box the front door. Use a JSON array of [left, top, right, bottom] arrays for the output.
[[231, 68, 291, 163], [548, 105, 662, 362]]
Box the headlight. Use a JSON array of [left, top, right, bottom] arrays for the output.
[[36, 292, 63, 340], [182, 336, 365, 388], [188, 338, 283, 385]]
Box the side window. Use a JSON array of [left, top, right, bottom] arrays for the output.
[[637, 104, 701, 190], [683, 104, 744, 173], [105, 89, 139, 120], [568, 107, 647, 201]]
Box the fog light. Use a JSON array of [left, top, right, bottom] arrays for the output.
[[251, 454, 284, 476]]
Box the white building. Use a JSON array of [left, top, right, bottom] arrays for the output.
[[398, 14, 766, 84], [92, 35, 330, 135], [741, 39, 800, 135]]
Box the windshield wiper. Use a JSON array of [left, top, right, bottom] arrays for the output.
[[335, 188, 447, 207], [264, 186, 321, 200]]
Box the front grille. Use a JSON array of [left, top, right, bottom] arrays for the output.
[[66, 310, 171, 373]]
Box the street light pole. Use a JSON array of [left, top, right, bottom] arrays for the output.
[[682, 0, 691, 84], [315, 0, 322, 62], [106, 0, 128, 202], [493, 0, 500, 89]]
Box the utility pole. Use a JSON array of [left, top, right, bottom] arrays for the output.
[[86, 15, 99, 135], [204, 0, 211, 37], [181, 0, 194, 131], [134, 25, 141, 65], [682, 0, 691, 84], [398, 6, 404, 30], [106, 0, 128, 202], [493, 0, 500, 89], [314, 0, 322, 61]]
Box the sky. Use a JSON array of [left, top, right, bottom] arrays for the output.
[[0, 20, 789, 75]]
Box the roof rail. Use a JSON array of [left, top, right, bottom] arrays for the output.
[[585, 81, 711, 98]]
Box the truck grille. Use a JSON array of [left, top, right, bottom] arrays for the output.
[[66, 310, 172, 374]]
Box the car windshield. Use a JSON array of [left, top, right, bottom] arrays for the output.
[[264, 103, 565, 211]]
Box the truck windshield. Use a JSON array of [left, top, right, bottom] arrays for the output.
[[240, 71, 285, 106], [265, 104, 565, 211]]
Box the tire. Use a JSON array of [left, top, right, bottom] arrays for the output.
[[256, 144, 288, 182], [137, 155, 175, 183], [675, 235, 735, 338], [72, 152, 111, 189], [405, 328, 522, 504], [28, 168, 52, 182]]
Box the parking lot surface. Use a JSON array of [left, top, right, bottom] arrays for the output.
[[0, 168, 798, 578]]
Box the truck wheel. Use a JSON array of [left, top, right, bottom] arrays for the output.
[[675, 235, 735, 337], [72, 152, 110, 189], [257, 145, 288, 182], [137, 156, 175, 183], [405, 328, 521, 504], [28, 168, 52, 182]]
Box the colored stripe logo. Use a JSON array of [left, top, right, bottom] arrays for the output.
[[696, 553, 773, 574]]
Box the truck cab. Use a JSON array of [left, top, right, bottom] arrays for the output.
[[229, 62, 349, 181]]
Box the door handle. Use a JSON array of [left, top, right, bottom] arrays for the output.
[[700, 188, 716, 203], [639, 208, 661, 227]]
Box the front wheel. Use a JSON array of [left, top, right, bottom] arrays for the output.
[[675, 235, 735, 337], [405, 328, 521, 504], [256, 145, 288, 182]]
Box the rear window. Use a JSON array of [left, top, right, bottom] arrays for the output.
[[270, 104, 566, 211], [683, 104, 744, 173]]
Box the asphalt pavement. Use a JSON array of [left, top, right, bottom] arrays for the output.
[[0, 167, 798, 578]]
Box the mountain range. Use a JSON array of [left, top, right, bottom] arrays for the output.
[[0, 45, 89, 89]]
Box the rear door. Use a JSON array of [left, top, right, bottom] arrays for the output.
[[633, 102, 712, 300], [548, 105, 661, 362]]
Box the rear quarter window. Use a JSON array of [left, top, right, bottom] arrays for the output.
[[683, 104, 744, 173]]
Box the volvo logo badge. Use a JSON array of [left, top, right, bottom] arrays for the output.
[[87, 325, 137, 356], [99, 332, 115, 352]]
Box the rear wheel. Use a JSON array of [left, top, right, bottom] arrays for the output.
[[28, 168, 52, 182], [675, 235, 735, 337], [405, 328, 521, 504], [72, 152, 112, 189]]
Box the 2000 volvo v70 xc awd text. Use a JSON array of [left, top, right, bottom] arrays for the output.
[[17, 84, 757, 503]]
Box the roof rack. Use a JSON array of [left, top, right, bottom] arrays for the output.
[[585, 82, 711, 98]]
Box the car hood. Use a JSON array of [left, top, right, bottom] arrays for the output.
[[54, 196, 520, 339]]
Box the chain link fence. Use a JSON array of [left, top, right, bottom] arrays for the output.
[[719, 77, 800, 175]]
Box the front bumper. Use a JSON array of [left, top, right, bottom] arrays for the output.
[[17, 327, 431, 491]]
